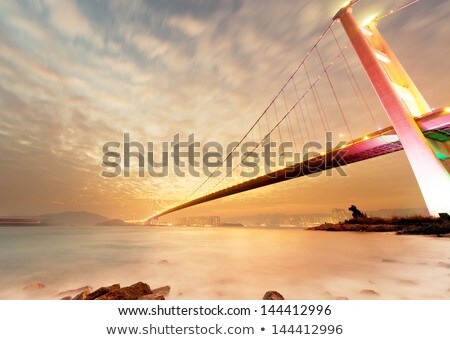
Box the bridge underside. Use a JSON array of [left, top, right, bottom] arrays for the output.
[[150, 109, 450, 220]]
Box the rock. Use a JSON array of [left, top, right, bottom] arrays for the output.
[[360, 289, 380, 296], [23, 282, 45, 290], [73, 291, 90, 300], [382, 259, 397, 263], [56, 286, 93, 298], [263, 291, 285, 300], [322, 291, 334, 299], [96, 282, 152, 300], [152, 286, 171, 296], [397, 279, 418, 285], [138, 294, 165, 300], [61, 296, 72, 300], [438, 262, 450, 269], [85, 284, 121, 300], [158, 260, 169, 264], [335, 296, 349, 300]]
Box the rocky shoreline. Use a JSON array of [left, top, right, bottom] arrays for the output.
[[308, 216, 450, 236], [24, 281, 286, 300]]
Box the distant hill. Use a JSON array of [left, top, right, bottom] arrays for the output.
[[40, 211, 110, 226]]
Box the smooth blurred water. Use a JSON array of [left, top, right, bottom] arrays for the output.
[[0, 226, 449, 300]]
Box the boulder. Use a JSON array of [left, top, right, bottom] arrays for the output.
[[96, 282, 152, 300], [73, 291, 90, 300], [23, 282, 45, 290], [263, 291, 285, 300], [152, 286, 171, 296], [85, 284, 121, 300], [438, 262, 450, 269], [360, 289, 380, 296], [322, 291, 334, 299], [138, 294, 165, 300]]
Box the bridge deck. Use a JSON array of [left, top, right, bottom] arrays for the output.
[[150, 109, 450, 220]]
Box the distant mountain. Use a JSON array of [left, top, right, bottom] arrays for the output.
[[40, 211, 110, 226]]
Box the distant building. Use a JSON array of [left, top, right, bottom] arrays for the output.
[[279, 215, 334, 227], [177, 216, 221, 226]]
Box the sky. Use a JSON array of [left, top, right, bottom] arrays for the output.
[[0, 0, 449, 220]]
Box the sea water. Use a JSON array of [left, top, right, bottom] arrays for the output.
[[0, 226, 449, 300]]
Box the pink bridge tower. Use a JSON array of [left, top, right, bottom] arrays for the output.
[[334, 5, 450, 216]]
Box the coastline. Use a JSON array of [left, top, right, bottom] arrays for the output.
[[307, 217, 450, 237]]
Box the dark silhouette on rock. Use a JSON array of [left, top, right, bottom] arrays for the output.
[[349, 205, 367, 219], [263, 291, 285, 300]]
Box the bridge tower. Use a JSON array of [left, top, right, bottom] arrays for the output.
[[334, 5, 450, 216]]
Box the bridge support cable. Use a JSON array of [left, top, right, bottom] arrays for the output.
[[292, 80, 311, 142], [206, 46, 350, 194], [282, 90, 298, 151], [331, 26, 379, 131], [316, 46, 354, 141], [304, 63, 328, 133], [176, 41, 351, 208], [171, 21, 339, 208]]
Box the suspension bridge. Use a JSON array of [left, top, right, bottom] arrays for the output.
[[148, 0, 450, 221]]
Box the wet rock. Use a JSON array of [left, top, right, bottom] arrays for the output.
[[138, 294, 165, 300], [61, 296, 72, 300], [382, 259, 397, 263], [23, 282, 45, 290], [73, 291, 90, 300], [96, 282, 152, 300], [438, 262, 450, 269], [85, 284, 121, 300], [322, 291, 334, 299], [152, 286, 171, 296], [56, 286, 93, 298], [360, 289, 380, 296], [397, 279, 418, 285], [263, 291, 285, 300]]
